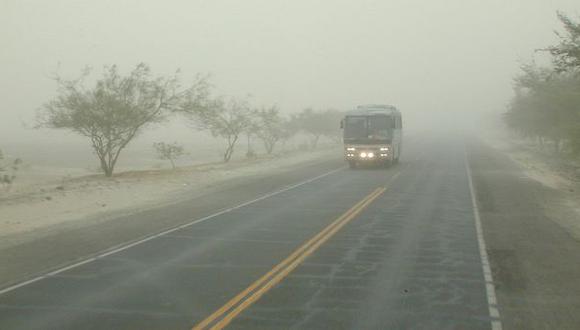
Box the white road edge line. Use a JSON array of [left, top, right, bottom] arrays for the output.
[[0, 166, 345, 296], [464, 148, 503, 330]]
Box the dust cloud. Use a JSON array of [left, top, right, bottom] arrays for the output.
[[1, 0, 579, 169]]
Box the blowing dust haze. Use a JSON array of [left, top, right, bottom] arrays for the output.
[[1, 1, 579, 144], [3, 2, 580, 329]]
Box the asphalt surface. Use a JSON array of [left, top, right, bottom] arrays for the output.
[[1, 135, 579, 329], [470, 141, 580, 330]]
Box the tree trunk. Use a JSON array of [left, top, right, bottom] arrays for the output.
[[311, 135, 320, 149], [224, 146, 234, 162], [98, 156, 114, 177], [265, 140, 275, 154], [224, 135, 238, 162], [104, 166, 113, 177], [92, 139, 127, 178], [246, 133, 256, 158]]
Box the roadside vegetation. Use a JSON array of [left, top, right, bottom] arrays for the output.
[[37, 64, 205, 177], [290, 108, 344, 148], [505, 12, 580, 157], [37, 64, 344, 176], [0, 149, 23, 190], [153, 142, 185, 170]]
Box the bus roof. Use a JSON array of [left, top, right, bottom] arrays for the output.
[[345, 104, 400, 117]]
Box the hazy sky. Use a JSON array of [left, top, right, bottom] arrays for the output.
[[1, 0, 580, 145]]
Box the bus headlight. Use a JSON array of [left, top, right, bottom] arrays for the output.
[[360, 152, 367, 158], [346, 147, 356, 151], [380, 147, 390, 151], [367, 152, 375, 158]]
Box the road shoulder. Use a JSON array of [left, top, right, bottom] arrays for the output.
[[469, 139, 580, 329]]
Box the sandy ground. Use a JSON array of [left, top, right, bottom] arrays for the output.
[[0, 147, 340, 245], [477, 126, 580, 240]]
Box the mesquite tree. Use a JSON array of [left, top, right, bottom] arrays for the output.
[[153, 142, 185, 169], [0, 149, 22, 189], [506, 13, 580, 155], [181, 96, 253, 162], [291, 108, 345, 148], [255, 105, 285, 154], [39, 63, 207, 176], [545, 12, 580, 73]]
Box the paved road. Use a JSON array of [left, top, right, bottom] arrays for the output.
[[470, 141, 580, 330], [1, 134, 579, 329]]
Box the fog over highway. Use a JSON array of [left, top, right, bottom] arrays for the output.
[[1, 134, 579, 329], [2, 1, 580, 330], [2, 0, 580, 147]]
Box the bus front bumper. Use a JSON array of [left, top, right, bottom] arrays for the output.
[[345, 148, 392, 162]]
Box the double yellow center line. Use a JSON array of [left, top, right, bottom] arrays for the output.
[[193, 186, 388, 330]]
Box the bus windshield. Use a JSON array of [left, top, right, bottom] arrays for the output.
[[368, 116, 392, 140], [344, 117, 367, 140], [344, 115, 393, 143]]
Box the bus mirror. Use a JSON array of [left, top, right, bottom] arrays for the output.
[[340, 120, 344, 129]]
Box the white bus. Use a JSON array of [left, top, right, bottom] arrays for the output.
[[341, 104, 402, 169]]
